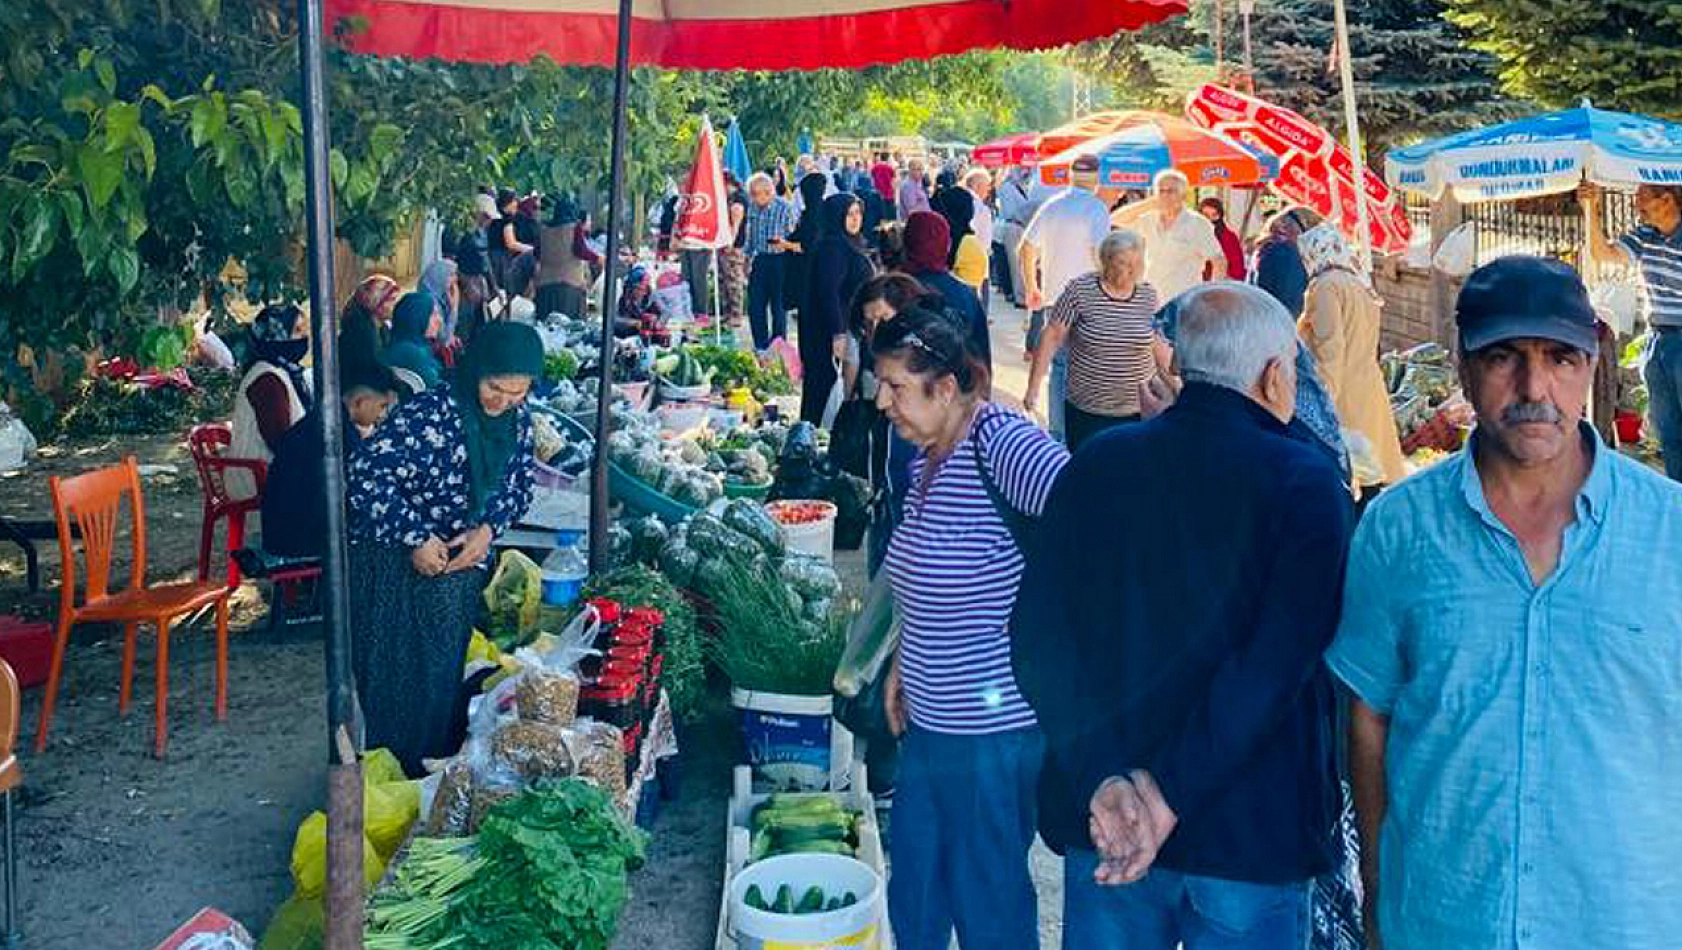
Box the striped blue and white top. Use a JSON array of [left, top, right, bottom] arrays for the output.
[[885, 404, 1070, 735], [1620, 224, 1682, 327]]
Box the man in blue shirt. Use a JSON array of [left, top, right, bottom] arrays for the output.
[[742, 173, 797, 352], [1583, 182, 1682, 479], [1016, 283, 1353, 949], [1328, 255, 1682, 950]]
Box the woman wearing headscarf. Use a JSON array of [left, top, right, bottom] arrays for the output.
[[534, 194, 601, 320], [872, 160, 899, 220], [383, 291, 445, 391], [1297, 223, 1406, 492], [1198, 196, 1247, 280], [853, 175, 888, 253], [230, 302, 314, 502], [781, 172, 832, 316], [801, 193, 877, 424], [341, 273, 402, 374], [418, 259, 459, 347], [346, 321, 542, 776], [1253, 206, 1315, 316], [899, 211, 991, 372], [932, 187, 989, 292]]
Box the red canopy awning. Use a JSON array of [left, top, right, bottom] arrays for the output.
[[326, 0, 1187, 69], [972, 132, 1042, 168]]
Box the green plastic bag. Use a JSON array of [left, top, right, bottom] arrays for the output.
[[258, 893, 323, 950], [483, 549, 543, 648]]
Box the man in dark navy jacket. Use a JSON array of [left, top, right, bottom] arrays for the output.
[[1014, 282, 1353, 949]]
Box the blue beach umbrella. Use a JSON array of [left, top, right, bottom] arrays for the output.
[[1386, 105, 1682, 202], [724, 118, 753, 184]]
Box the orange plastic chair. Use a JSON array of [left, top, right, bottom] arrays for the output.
[[0, 659, 20, 944], [37, 457, 231, 758], [187, 423, 267, 588]]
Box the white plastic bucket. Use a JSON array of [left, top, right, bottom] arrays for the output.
[[764, 501, 837, 564], [732, 689, 852, 791], [729, 853, 884, 950]]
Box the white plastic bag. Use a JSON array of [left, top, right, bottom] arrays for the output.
[[0, 403, 37, 473], [1432, 223, 1477, 277], [1591, 281, 1643, 336], [651, 282, 694, 323], [820, 359, 846, 430]]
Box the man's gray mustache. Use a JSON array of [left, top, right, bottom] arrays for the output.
[[1503, 402, 1562, 424]]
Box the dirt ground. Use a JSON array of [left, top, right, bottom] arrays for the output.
[[0, 431, 825, 949], [0, 297, 1055, 949]]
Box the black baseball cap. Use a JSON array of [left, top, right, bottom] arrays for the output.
[[1456, 255, 1598, 353]]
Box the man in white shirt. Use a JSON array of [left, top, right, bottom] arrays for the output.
[[965, 167, 998, 311], [1019, 155, 1114, 442], [1113, 169, 1226, 305]]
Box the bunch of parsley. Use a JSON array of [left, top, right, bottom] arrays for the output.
[[440, 780, 647, 949]]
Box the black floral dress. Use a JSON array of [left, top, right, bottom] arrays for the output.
[[346, 387, 535, 775]]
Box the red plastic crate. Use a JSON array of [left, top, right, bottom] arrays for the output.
[[0, 616, 52, 688]]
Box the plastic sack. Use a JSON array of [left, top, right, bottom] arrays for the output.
[[1432, 223, 1476, 277], [0, 403, 36, 474], [465, 630, 505, 669], [652, 283, 694, 323], [1591, 281, 1643, 337], [820, 361, 846, 430], [770, 336, 803, 381], [1343, 429, 1385, 491], [483, 550, 543, 648], [364, 747, 406, 786], [257, 894, 322, 950], [833, 569, 899, 699], [289, 812, 384, 899], [511, 604, 600, 725]]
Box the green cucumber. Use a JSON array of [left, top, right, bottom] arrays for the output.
[[772, 884, 794, 914], [796, 886, 826, 915], [744, 885, 768, 911]]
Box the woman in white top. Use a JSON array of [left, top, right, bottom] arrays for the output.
[[229, 303, 312, 501]]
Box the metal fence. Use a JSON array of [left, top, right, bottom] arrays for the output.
[[1465, 190, 1639, 283]]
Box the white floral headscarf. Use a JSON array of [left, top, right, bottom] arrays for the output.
[[1299, 223, 1361, 278]]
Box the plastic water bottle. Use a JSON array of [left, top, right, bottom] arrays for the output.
[[538, 530, 589, 633]]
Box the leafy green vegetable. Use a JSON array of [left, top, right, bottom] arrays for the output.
[[367, 781, 647, 950], [544, 349, 580, 383], [708, 558, 847, 696]]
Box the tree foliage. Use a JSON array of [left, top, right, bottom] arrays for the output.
[[0, 0, 1028, 371], [1071, 0, 1517, 152], [1443, 0, 1682, 118]]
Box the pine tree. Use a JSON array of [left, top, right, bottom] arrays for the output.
[[1442, 0, 1682, 117], [1232, 0, 1517, 152], [1073, 0, 1517, 154]]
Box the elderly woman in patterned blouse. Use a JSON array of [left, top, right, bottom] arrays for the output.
[[346, 321, 541, 776]]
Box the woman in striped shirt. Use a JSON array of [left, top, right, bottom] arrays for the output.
[[1025, 229, 1170, 450], [874, 309, 1070, 950]]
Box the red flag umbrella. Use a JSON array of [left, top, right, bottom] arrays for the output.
[[328, 0, 1187, 69], [972, 132, 1043, 169], [675, 116, 730, 251], [1185, 83, 1411, 254], [1035, 110, 1161, 160]]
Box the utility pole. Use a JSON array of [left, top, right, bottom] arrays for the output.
[[1332, 0, 1374, 273], [1071, 71, 1093, 120]]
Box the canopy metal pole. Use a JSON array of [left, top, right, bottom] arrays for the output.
[[1332, 0, 1374, 273], [296, 1, 364, 947], [590, 0, 635, 573]]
